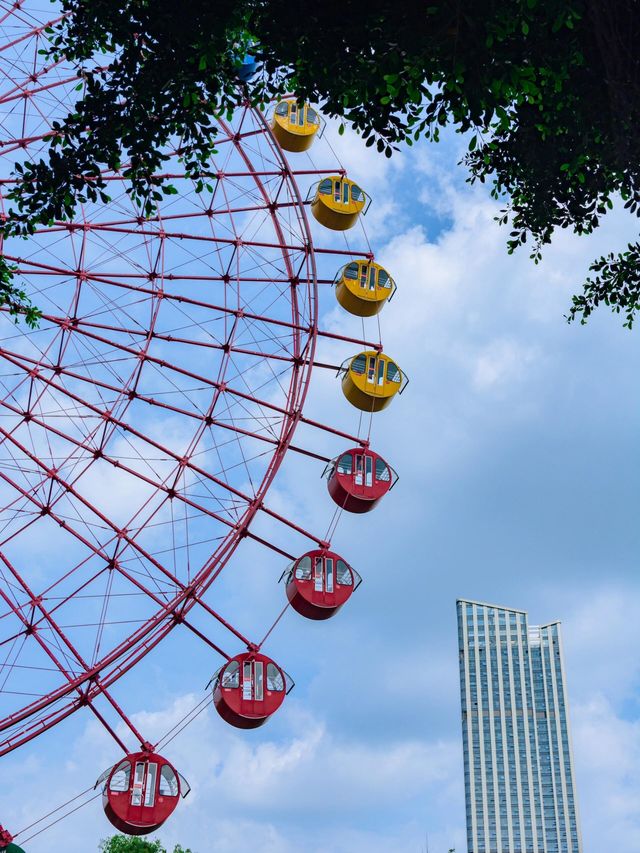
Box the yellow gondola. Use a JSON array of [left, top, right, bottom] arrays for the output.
[[334, 259, 397, 317], [338, 351, 407, 412], [271, 99, 321, 152], [309, 175, 370, 231]]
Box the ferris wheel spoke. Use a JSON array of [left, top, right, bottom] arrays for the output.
[[0, 559, 153, 754], [0, 460, 189, 623], [104, 198, 313, 219], [1, 541, 234, 740], [0, 594, 226, 756], [0, 133, 52, 156], [11, 267, 293, 285], [205, 126, 267, 148], [313, 244, 373, 258], [0, 66, 77, 110], [0, 1, 27, 27], [0, 351, 288, 528], [27, 221, 316, 256], [0, 359, 284, 523], [0, 12, 63, 55], [0, 332, 142, 482], [44, 315, 307, 365], [0, 512, 41, 549], [0, 418, 247, 582], [0, 405, 310, 651], [0, 554, 95, 681], [0, 320, 315, 434], [34, 567, 114, 630], [0, 633, 26, 694], [2, 257, 311, 335], [0, 345, 295, 454]]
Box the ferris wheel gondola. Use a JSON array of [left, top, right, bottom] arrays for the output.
[[324, 448, 398, 513], [97, 751, 190, 836], [334, 259, 397, 316], [339, 351, 408, 412], [282, 549, 362, 620], [309, 174, 371, 230], [271, 99, 322, 152], [210, 652, 292, 729]]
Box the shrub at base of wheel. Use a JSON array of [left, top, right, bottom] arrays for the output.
[[339, 351, 406, 412], [335, 260, 396, 317], [324, 447, 397, 513], [284, 549, 361, 620], [98, 751, 187, 836], [212, 652, 290, 728], [310, 175, 368, 231], [100, 836, 194, 853], [271, 99, 320, 152], [1, 844, 25, 853]]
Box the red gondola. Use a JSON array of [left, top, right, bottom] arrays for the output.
[[0, 826, 24, 853], [97, 750, 189, 836], [211, 652, 292, 729], [283, 549, 361, 620], [324, 447, 397, 513]]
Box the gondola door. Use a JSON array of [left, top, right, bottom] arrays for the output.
[[127, 759, 159, 826], [313, 555, 323, 593], [323, 555, 335, 605], [352, 452, 373, 496], [240, 659, 264, 716], [353, 452, 364, 494], [313, 554, 336, 606]]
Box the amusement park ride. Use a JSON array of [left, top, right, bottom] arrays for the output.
[[0, 4, 407, 848]]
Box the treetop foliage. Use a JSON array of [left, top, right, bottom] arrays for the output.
[[99, 834, 192, 853], [2, 0, 640, 326]]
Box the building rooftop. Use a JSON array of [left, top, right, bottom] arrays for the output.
[[456, 598, 527, 615]]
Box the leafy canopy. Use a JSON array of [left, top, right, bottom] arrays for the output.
[[2, 0, 640, 326], [99, 835, 192, 853]]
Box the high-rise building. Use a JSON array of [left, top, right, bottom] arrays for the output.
[[457, 599, 582, 853]]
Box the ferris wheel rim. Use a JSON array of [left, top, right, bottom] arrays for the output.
[[0, 92, 319, 753]]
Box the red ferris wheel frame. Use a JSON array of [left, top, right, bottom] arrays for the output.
[[0, 2, 383, 762]]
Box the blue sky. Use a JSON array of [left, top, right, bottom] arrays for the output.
[[2, 111, 640, 853]]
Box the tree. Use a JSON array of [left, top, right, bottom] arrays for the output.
[[99, 835, 192, 853], [2, 1, 640, 326]]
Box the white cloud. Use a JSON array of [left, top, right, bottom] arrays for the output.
[[573, 695, 640, 852], [3, 693, 463, 853], [471, 338, 539, 392], [561, 588, 640, 705]]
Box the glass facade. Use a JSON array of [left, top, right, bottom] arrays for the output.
[[457, 600, 582, 853]]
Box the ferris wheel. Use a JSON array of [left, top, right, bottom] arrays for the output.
[[0, 2, 407, 848]]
